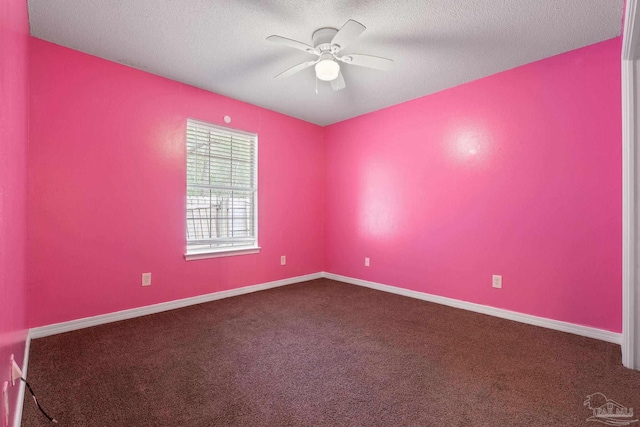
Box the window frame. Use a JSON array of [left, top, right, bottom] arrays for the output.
[[184, 118, 259, 261]]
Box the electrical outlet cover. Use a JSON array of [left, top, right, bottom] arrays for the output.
[[142, 272, 151, 286], [492, 275, 503, 289]]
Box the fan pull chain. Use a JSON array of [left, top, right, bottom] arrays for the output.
[[315, 74, 318, 95]]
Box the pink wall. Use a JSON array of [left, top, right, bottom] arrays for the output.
[[29, 35, 622, 334], [28, 39, 325, 327], [0, 0, 29, 423], [325, 38, 622, 332]]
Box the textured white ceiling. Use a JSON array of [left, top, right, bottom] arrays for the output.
[[28, 0, 623, 126]]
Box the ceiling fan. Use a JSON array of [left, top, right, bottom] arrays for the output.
[[267, 19, 393, 91]]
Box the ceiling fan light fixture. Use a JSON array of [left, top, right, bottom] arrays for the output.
[[315, 57, 340, 81]]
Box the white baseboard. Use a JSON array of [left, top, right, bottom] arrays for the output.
[[30, 272, 323, 339], [13, 330, 30, 427], [322, 272, 622, 345], [29, 270, 622, 344]]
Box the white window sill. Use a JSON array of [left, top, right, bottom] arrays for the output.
[[184, 246, 261, 261]]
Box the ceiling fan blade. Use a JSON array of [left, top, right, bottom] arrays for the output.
[[331, 19, 366, 51], [339, 54, 393, 70], [266, 35, 317, 54], [275, 60, 318, 79], [330, 71, 346, 91]]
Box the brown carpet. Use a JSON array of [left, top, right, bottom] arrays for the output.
[[21, 279, 640, 426]]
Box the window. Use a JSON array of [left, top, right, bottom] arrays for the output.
[[185, 119, 258, 259]]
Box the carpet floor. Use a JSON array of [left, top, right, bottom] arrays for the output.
[[21, 279, 640, 426]]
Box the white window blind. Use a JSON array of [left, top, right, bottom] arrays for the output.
[[186, 119, 258, 256]]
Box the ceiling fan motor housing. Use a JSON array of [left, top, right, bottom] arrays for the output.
[[312, 27, 339, 52]]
